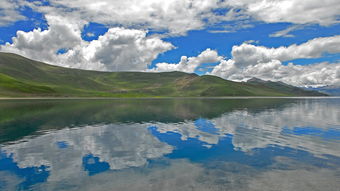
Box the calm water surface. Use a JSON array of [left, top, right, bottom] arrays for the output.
[[0, 98, 339, 191]]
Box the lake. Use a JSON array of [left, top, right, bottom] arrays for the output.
[[0, 98, 339, 191]]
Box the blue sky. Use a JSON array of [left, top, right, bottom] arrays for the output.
[[0, 0, 339, 87], [152, 23, 340, 64]]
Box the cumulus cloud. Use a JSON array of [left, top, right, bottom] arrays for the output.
[[211, 60, 340, 87], [23, 0, 225, 36], [208, 35, 340, 87], [230, 35, 340, 67], [241, 61, 340, 87], [2, 0, 340, 37], [152, 35, 340, 87], [0, 16, 174, 71], [78, 28, 174, 71], [208, 59, 239, 79], [0, 15, 82, 63], [222, 0, 340, 39], [210, 61, 340, 88], [16, 0, 339, 35], [150, 48, 222, 73]]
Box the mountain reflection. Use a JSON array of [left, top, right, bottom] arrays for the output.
[[0, 98, 339, 190]]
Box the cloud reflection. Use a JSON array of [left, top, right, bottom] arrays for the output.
[[1, 124, 173, 188], [150, 99, 340, 157], [0, 98, 339, 190]]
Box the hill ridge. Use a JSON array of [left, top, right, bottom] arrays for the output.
[[0, 52, 326, 97]]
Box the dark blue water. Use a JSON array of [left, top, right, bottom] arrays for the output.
[[0, 98, 339, 191]]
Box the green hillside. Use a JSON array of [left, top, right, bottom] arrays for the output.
[[0, 52, 326, 97], [246, 77, 326, 96]]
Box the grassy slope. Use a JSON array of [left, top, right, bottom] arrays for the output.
[[0, 52, 325, 97], [246, 78, 326, 96]]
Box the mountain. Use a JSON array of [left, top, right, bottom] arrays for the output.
[[246, 77, 326, 96], [0, 52, 326, 97], [307, 85, 340, 96]]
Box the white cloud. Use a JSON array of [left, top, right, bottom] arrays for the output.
[[21, 0, 340, 36], [209, 35, 340, 87], [269, 25, 305, 38], [2, 0, 340, 35], [24, 0, 225, 36], [151, 35, 340, 87], [243, 40, 259, 44], [242, 61, 340, 87], [223, 0, 340, 26], [210, 60, 340, 87], [207, 30, 234, 34], [79, 28, 174, 71], [0, 16, 174, 71], [0, 15, 83, 63], [208, 59, 238, 79], [0, 0, 339, 86], [150, 48, 222, 73], [230, 35, 340, 67], [0, 0, 26, 26], [86, 32, 95, 37], [146, 35, 340, 87]]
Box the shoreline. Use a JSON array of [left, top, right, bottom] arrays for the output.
[[0, 96, 339, 100]]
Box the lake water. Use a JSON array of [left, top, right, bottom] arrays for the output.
[[0, 98, 339, 191]]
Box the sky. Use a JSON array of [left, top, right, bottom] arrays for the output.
[[0, 0, 339, 87]]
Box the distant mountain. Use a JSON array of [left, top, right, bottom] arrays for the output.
[[0, 52, 327, 97], [246, 77, 327, 96], [307, 85, 340, 96]]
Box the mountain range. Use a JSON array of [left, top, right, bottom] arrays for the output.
[[0, 52, 326, 97], [307, 85, 340, 96]]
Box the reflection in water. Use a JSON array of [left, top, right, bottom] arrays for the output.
[[1, 124, 172, 190], [0, 98, 339, 190]]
